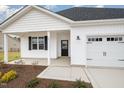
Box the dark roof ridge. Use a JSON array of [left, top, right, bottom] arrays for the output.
[[57, 7, 124, 13]]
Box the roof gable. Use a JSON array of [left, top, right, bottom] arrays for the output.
[[1, 5, 73, 30], [2, 6, 70, 33]]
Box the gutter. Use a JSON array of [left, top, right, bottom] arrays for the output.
[[70, 18, 124, 27]]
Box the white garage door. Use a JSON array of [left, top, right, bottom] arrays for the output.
[[87, 35, 124, 67]]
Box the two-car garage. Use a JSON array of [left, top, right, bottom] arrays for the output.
[[87, 35, 124, 67]]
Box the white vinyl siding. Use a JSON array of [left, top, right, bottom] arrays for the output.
[[3, 8, 70, 33]]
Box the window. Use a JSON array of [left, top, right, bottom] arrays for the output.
[[107, 37, 123, 42], [39, 37, 45, 50], [99, 38, 102, 41], [31, 37, 37, 50], [96, 38, 99, 41], [88, 38, 91, 41], [88, 37, 102, 42], [119, 37, 122, 41], [111, 37, 114, 41], [31, 37, 45, 50], [107, 38, 110, 41], [115, 37, 118, 41], [92, 38, 95, 41]]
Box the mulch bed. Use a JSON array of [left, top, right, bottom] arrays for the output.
[[37, 78, 75, 88], [0, 64, 47, 88], [0, 64, 92, 88]]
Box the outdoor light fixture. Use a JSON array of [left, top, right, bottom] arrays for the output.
[[76, 36, 80, 40]]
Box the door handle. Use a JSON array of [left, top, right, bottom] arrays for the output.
[[87, 58, 93, 60], [118, 59, 124, 61]]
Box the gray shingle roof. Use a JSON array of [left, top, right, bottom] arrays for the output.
[[1, 6, 124, 25], [57, 7, 124, 21]]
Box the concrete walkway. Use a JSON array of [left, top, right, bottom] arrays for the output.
[[85, 67, 124, 88], [37, 66, 90, 83]]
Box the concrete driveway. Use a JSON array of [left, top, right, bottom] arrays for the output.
[[85, 67, 124, 88]]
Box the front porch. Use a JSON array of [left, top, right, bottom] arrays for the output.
[[3, 30, 70, 66]]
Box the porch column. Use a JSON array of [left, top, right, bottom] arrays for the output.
[[4, 34, 8, 63], [47, 31, 51, 65]]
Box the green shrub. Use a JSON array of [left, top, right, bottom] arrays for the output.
[[25, 78, 40, 88], [48, 81, 61, 88], [1, 70, 17, 83], [73, 79, 87, 88], [0, 72, 3, 83], [0, 72, 2, 78]]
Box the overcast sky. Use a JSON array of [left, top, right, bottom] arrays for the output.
[[0, 5, 124, 23]]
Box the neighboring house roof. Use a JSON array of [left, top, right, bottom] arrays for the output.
[[57, 7, 124, 21]]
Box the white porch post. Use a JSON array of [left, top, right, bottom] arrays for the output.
[[47, 31, 51, 65], [4, 34, 8, 63]]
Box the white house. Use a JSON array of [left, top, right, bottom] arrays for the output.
[[1, 5, 124, 67]]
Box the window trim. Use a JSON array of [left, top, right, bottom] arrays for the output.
[[31, 37, 45, 50], [38, 37, 45, 50], [31, 37, 38, 50]]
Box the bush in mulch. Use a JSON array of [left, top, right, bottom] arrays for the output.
[[25, 78, 41, 88], [48, 80, 62, 88], [73, 79, 92, 88], [0, 72, 2, 78], [25, 78, 92, 88], [1, 70, 17, 83]]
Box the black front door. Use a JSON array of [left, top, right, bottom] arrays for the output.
[[61, 40, 68, 56]]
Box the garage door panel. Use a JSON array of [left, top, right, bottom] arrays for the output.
[[87, 36, 124, 67], [88, 58, 124, 66]]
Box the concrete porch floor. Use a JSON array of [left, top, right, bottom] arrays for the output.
[[50, 57, 70, 66], [8, 57, 70, 66]]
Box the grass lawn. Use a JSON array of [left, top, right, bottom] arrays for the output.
[[0, 52, 20, 62]]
